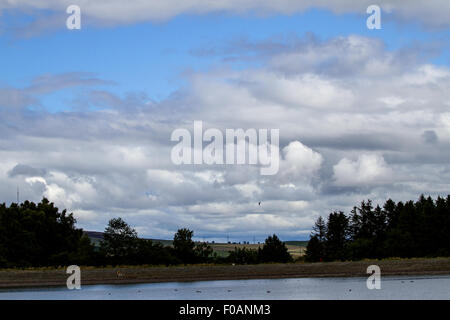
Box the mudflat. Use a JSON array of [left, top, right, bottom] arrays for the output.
[[1, 258, 450, 289]]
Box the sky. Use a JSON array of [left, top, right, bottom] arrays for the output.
[[1, 1, 450, 242]]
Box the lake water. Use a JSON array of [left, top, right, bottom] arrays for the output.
[[1, 275, 449, 300]]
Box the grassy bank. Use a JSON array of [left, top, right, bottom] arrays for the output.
[[1, 257, 450, 289]]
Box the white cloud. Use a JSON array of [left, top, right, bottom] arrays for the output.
[[332, 154, 394, 187], [234, 183, 262, 199], [247, 71, 354, 109], [379, 96, 405, 108], [2, 0, 450, 29], [25, 172, 97, 209], [402, 65, 450, 85], [1, 34, 450, 240], [278, 141, 323, 182]]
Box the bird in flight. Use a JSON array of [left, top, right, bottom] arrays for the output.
[[258, 201, 261, 206]]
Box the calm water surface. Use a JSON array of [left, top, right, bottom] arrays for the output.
[[1, 275, 449, 300]]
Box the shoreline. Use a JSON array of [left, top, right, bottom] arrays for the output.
[[1, 257, 450, 289]]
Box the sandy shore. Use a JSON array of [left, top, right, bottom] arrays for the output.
[[1, 258, 450, 289]]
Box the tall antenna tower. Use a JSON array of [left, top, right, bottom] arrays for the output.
[[17, 186, 19, 204]]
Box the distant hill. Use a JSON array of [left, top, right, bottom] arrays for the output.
[[83, 231, 172, 247], [84, 231, 308, 256]]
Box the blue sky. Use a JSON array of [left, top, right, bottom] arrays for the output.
[[1, 2, 450, 241], [1, 8, 448, 112]]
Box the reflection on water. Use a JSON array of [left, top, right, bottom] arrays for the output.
[[1, 275, 449, 300]]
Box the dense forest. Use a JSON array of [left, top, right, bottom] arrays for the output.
[[305, 195, 450, 262], [0, 199, 291, 267]]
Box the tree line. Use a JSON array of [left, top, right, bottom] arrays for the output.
[[3, 194, 448, 268], [0, 199, 292, 268], [305, 195, 450, 262]]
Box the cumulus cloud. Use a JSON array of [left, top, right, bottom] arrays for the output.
[[332, 154, 394, 187], [278, 141, 323, 182], [1, 34, 450, 240], [25, 172, 98, 210]]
